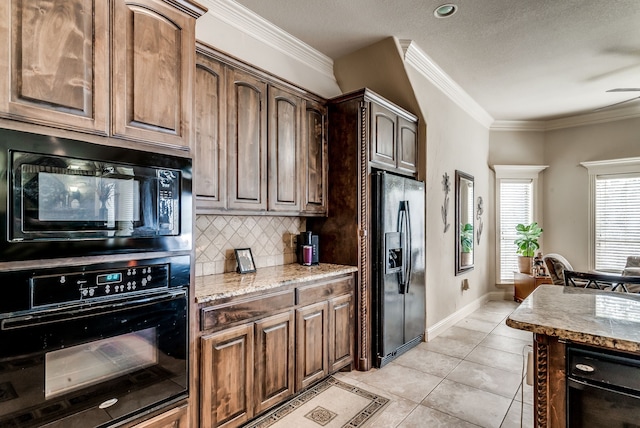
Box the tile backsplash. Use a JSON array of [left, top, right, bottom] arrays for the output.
[[195, 215, 306, 276]]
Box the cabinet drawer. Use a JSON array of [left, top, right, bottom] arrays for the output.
[[201, 290, 295, 331], [296, 276, 354, 306]]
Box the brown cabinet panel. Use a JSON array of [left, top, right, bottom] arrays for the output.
[[227, 68, 268, 211], [329, 293, 353, 372], [200, 290, 294, 331], [296, 276, 354, 307], [254, 311, 295, 414], [302, 99, 328, 215], [268, 86, 302, 212], [195, 54, 227, 210], [0, 0, 109, 133], [369, 102, 397, 169], [397, 116, 418, 174], [132, 404, 189, 428], [201, 324, 254, 428], [112, 0, 195, 148], [296, 301, 328, 390]]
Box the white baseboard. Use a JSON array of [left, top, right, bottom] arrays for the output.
[[425, 290, 513, 341]]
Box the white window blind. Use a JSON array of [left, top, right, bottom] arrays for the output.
[[595, 174, 640, 271], [499, 180, 533, 282]]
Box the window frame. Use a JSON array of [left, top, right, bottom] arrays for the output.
[[581, 157, 640, 272], [493, 165, 547, 284]]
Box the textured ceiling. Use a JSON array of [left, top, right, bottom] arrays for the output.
[[233, 0, 640, 121]]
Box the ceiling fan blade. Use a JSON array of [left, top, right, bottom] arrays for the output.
[[594, 95, 640, 111], [606, 88, 640, 92]]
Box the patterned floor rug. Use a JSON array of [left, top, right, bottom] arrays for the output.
[[243, 376, 389, 428]]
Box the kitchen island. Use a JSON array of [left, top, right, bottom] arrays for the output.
[[506, 284, 640, 427]]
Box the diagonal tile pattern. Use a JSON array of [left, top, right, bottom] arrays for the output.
[[334, 300, 534, 428], [195, 215, 305, 276]]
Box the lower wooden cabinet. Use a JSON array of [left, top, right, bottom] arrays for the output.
[[131, 404, 189, 428], [254, 311, 295, 414], [198, 273, 355, 428], [329, 293, 353, 373], [296, 301, 329, 390], [201, 324, 255, 428]]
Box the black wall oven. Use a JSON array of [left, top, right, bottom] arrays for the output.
[[0, 129, 192, 261], [0, 255, 190, 428]]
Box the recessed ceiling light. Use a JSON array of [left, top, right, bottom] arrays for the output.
[[434, 4, 457, 18]]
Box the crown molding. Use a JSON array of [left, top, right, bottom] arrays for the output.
[[399, 39, 494, 129], [492, 105, 640, 131], [492, 164, 549, 178], [200, 0, 335, 80]]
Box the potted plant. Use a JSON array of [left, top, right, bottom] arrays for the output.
[[514, 222, 543, 274], [460, 222, 473, 266]]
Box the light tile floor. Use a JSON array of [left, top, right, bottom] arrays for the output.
[[334, 299, 534, 428]]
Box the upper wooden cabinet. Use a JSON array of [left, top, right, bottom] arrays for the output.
[[0, 0, 205, 149], [302, 100, 328, 215], [193, 46, 328, 216], [367, 94, 418, 175], [397, 115, 418, 174], [326, 89, 418, 178], [112, 0, 200, 148], [0, 0, 109, 133], [227, 68, 269, 211], [195, 53, 227, 211], [268, 86, 303, 213], [369, 102, 397, 169]]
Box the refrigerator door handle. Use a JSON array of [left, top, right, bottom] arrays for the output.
[[398, 201, 412, 294], [404, 201, 413, 294], [397, 205, 406, 293]]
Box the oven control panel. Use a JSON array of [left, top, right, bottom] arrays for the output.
[[31, 264, 169, 308]]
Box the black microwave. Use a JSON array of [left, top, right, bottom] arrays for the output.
[[0, 129, 192, 261]]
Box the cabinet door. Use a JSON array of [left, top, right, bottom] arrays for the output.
[[132, 404, 189, 428], [112, 0, 195, 148], [201, 324, 254, 428], [328, 293, 353, 373], [268, 86, 302, 212], [397, 116, 418, 174], [195, 53, 227, 211], [369, 102, 397, 169], [254, 311, 295, 414], [302, 99, 328, 215], [227, 68, 268, 211], [296, 301, 328, 390], [0, 0, 108, 133]]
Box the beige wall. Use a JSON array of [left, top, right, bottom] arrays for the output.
[[403, 66, 493, 328], [541, 117, 640, 271]]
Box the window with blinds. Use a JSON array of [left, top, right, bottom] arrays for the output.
[[595, 174, 640, 271], [499, 180, 533, 282]]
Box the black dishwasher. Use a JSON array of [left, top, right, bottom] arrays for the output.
[[567, 343, 640, 427]]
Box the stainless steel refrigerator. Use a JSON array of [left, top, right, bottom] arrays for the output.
[[372, 171, 426, 368]]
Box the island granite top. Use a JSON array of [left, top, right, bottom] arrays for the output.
[[195, 263, 358, 304], [506, 284, 640, 352]]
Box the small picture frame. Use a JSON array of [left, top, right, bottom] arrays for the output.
[[235, 248, 256, 274]]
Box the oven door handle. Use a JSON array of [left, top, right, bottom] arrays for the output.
[[568, 377, 640, 400], [1, 289, 187, 331]]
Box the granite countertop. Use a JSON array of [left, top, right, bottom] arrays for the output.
[[195, 263, 358, 304], [506, 284, 640, 352]]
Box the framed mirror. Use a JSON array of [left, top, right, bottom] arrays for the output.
[[455, 170, 474, 275]]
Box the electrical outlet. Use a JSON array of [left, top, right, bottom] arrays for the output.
[[289, 234, 298, 248]]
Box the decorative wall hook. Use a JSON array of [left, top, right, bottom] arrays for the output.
[[476, 196, 484, 245], [441, 172, 451, 233]]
